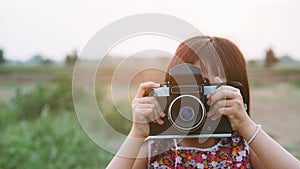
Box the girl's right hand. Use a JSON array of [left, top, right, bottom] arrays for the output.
[[129, 82, 165, 138]]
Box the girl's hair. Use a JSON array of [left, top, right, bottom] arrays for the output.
[[164, 36, 250, 115]]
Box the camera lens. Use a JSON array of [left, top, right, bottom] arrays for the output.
[[179, 106, 195, 122], [168, 95, 206, 131]]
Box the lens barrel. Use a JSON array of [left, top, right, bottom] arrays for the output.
[[168, 95, 206, 131]]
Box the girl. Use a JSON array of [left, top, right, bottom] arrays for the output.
[[107, 36, 300, 169]]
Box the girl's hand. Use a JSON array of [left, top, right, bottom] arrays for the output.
[[206, 77, 250, 131], [129, 82, 165, 138]]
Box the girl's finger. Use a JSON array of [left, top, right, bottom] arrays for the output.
[[135, 82, 160, 98], [209, 88, 240, 106], [217, 107, 233, 116], [135, 105, 164, 125], [135, 108, 156, 122], [211, 103, 234, 121], [133, 97, 156, 104], [135, 98, 164, 124], [151, 97, 164, 117], [132, 103, 153, 110], [207, 99, 233, 117]]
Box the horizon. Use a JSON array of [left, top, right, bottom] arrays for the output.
[[5, 52, 300, 64]]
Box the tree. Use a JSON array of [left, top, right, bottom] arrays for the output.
[[248, 59, 258, 67], [264, 48, 278, 67], [27, 55, 44, 64], [26, 54, 54, 65], [42, 59, 54, 64], [0, 49, 5, 64], [65, 50, 78, 65]]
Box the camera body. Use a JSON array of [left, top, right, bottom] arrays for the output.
[[146, 63, 235, 139]]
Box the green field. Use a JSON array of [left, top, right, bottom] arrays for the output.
[[0, 62, 299, 168]]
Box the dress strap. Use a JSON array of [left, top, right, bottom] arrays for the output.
[[173, 139, 178, 149]]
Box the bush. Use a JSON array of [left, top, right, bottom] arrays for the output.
[[10, 74, 74, 120], [95, 86, 132, 135], [47, 73, 74, 111], [102, 104, 132, 135], [0, 111, 114, 169], [0, 73, 131, 168]]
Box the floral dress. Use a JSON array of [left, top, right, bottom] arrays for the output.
[[148, 132, 251, 169]]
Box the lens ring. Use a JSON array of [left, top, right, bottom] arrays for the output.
[[168, 94, 206, 131], [179, 106, 195, 122]]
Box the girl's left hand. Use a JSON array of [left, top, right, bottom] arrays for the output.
[[206, 77, 251, 131]]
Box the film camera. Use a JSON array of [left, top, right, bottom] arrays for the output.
[[145, 63, 243, 139]]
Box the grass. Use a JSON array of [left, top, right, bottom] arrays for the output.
[[0, 64, 73, 73], [247, 62, 300, 76], [0, 72, 104, 168], [284, 141, 300, 160], [0, 72, 130, 168], [0, 62, 300, 169], [0, 111, 114, 169]]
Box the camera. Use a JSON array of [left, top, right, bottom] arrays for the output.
[[145, 63, 242, 139]]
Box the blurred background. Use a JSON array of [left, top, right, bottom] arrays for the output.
[[1, 0, 300, 168]]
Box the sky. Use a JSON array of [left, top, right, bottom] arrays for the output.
[[0, 0, 300, 61]]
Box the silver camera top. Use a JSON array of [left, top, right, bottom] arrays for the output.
[[150, 85, 218, 97]]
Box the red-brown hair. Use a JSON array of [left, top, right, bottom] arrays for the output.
[[165, 36, 250, 115]]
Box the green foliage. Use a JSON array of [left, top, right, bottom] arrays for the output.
[[10, 74, 73, 120], [102, 105, 132, 135], [247, 59, 259, 67], [65, 50, 78, 66], [42, 59, 54, 64], [266, 132, 277, 140], [284, 141, 300, 160], [0, 102, 20, 128], [95, 86, 132, 135], [292, 81, 300, 89], [0, 65, 72, 73], [26, 54, 53, 65], [0, 49, 5, 64], [271, 64, 300, 75], [0, 112, 113, 169], [0, 75, 131, 168], [48, 74, 74, 111], [1, 61, 300, 169], [11, 82, 49, 119]]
